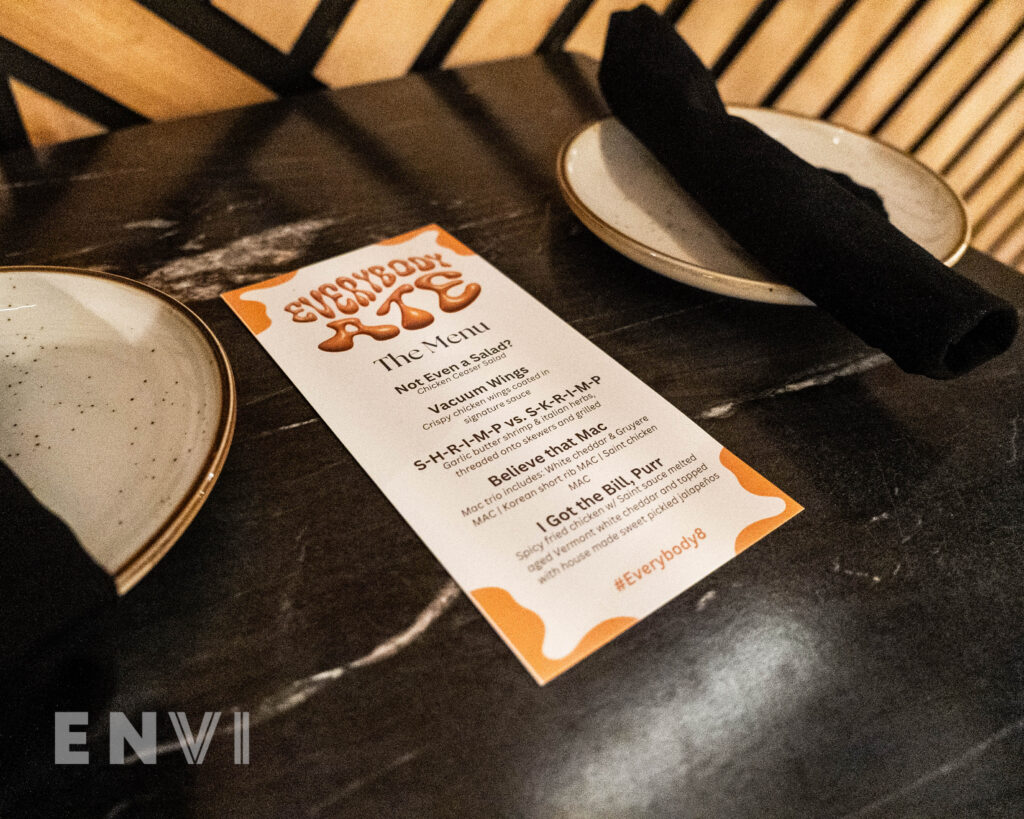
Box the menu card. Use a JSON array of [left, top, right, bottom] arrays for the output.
[[222, 225, 801, 684]]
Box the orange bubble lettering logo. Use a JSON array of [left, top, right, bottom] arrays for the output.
[[280, 252, 481, 352]]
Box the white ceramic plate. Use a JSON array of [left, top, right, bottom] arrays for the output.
[[1, 267, 235, 594], [557, 109, 970, 305]]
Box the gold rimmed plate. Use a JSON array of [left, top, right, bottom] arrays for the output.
[[557, 109, 970, 305], [1, 267, 235, 594]]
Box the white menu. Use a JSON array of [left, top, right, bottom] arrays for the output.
[[222, 225, 801, 683]]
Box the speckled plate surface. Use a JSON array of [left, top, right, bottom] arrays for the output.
[[558, 109, 970, 305], [1, 267, 235, 594]]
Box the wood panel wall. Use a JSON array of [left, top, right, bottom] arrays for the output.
[[1, 0, 1023, 271]]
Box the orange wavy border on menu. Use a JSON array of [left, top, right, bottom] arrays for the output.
[[377, 224, 475, 256], [472, 587, 637, 684], [719, 447, 802, 553], [221, 270, 300, 335]]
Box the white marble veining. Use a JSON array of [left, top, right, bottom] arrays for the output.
[[142, 218, 336, 301]]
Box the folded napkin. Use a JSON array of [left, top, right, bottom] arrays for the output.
[[0, 462, 117, 807], [1, 460, 116, 661], [1, 460, 117, 723], [598, 5, 1018, 379]]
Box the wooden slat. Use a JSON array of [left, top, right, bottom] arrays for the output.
[[137, 0, 320, 95], [772, 0, 920, 116], [974, 167, 1024, 229], [413, 0, 488, 71], [990, 218, 1024, 266], [675, 0, 765, 68], [289, 1, 361, 74], [537, 0, 597, 54], [0, 77, 32, 152], [963, 136, 1024, 224], [0, 0, 1017, 266], [868, 0, 993, 136], [820, 0, 930, 119], [973, 175, 1024, 245], [984, 195, 1024, 249], [942, 79, 1024, 172], [313, 0, 453, 87], [9, 78, 106, 145], [0, 0, 273, 121], [759, 0, 861, 107], [1008, 235, 1024, 268], [716, 0, 847, 105], [829, 1, 981, 133], [212, 0, 321, 54], [914, 29, 1024, 169], [563, 0, 673, 60], [876, 0, 1024, 151], [445, 0, 568, 67], [663, 0, 695, 26], [944, 90, 1024, 190], [908, 20, 1024, 154], [710, 0, 783, 78], [0, 36, 145, 133]]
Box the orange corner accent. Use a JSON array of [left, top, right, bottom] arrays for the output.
[[434, 230, 475, 257], [719, 448, 802, 554], [471, 587, 637, 684], [377, 224, 475, 256], [220, 270, 299, 335]]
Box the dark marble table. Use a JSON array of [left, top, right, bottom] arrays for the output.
[[2, 54, 1022, 818]]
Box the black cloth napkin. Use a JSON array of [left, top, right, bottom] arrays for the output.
[[1, 459, 116, 664], [1, 460, 117, 740], [0, 462, 122, 811], [598, 5, 1018, 379]]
